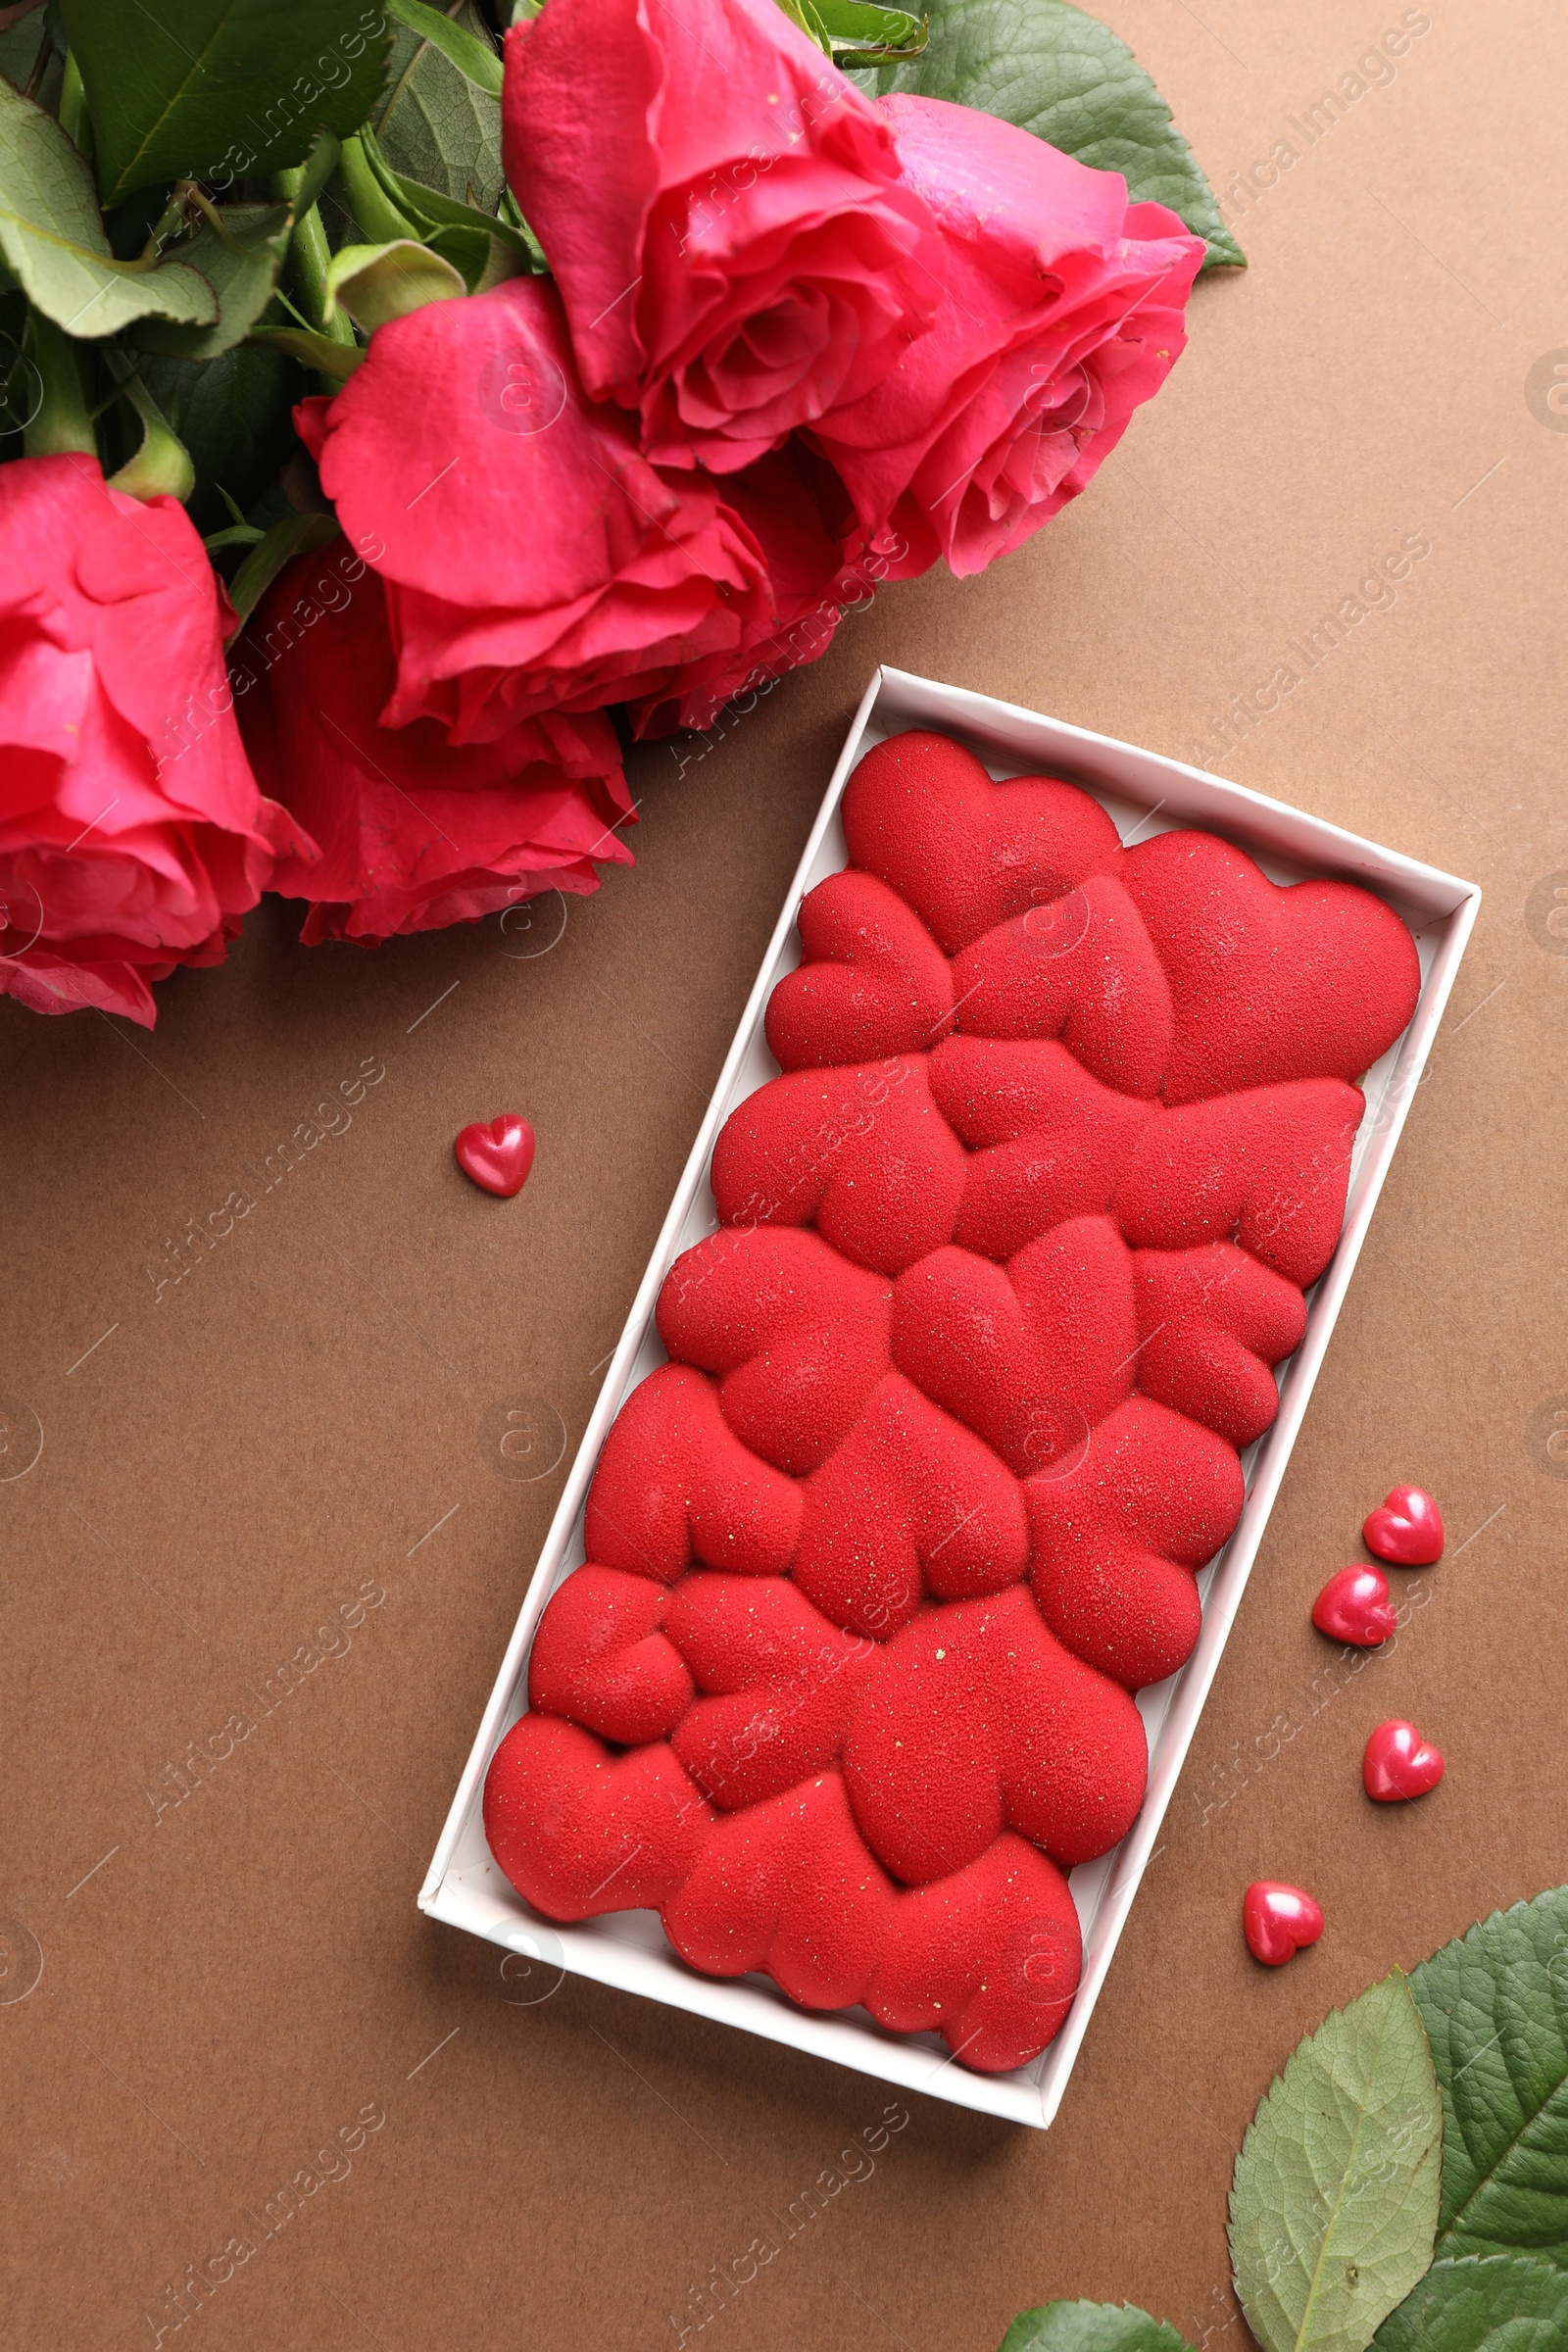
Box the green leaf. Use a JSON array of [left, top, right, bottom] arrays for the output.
[[385, 0, 502, 95], [0, 302, 37, 438], [1229, 1972, 1444, 2352], [1409, 1886, 1568, 2267], [815, 0, 928, 65], [0, 76, 217, 336], [323, 236, 466, 329], [0, 12, 54, 101], [56, 0, 393, 204], [999, 2301, 1195, 2351], [226, 511, 340, 632], [132, 200, 291, 359], [872, 0, 1244, 270], [376, 0, 506, 213], [1374, 2256, 1568, 2351], [135, 340, 302, 537]]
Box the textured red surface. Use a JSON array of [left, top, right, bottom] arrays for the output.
[[484, 730, 1421, 2073]]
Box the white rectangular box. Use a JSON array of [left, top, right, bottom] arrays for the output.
[[419, 664, 1480, 2127]]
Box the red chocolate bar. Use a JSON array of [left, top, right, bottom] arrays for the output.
[[484, 730, 1419, 2074]]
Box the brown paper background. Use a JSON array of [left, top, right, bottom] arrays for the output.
[[5, 2, 1566, 2343]]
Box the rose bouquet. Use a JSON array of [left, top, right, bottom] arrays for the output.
[[0, 0, 1236, 1024]]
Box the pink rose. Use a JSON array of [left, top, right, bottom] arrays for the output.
[[233, 541, 634, 945], [811, 97, 1206, 577], [625, 442, 853, 737], [502, 0, 943, 472], [303, 276, 774, 740], [0, 454, 304, 1026]]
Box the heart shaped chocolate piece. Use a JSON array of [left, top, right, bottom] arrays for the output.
[[1244, 1881, 1324, 1967], [1362, 1484, 1444, 1565], [1121, 830, 1421, 1104], [1312, 1565, 1397, 1646], [455, 1113, 535, 1198], [1363, 1719, 1445, 1802]]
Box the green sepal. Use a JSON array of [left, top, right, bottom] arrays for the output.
[[338, 130, 418, 246], [102, 352, 194, 501], [322, 238, 466, 331], [773, 0, 834, 54], [248, 323, 363, 382], [226, 511, 341, 633], [359, 122, 537, 280]]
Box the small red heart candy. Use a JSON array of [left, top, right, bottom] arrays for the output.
[[1363, 1719, 1445, 1802], [1362, 1484, 1444, 1565], [1244, 1882, 1324, 1967], [1311, 1565, 1397, 1647], [454, 1114, 535, 1198]]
